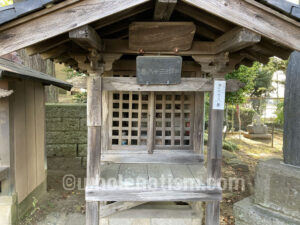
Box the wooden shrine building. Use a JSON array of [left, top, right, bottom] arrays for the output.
[[0, 57, 71, 224], [0, 0, 299, 225]]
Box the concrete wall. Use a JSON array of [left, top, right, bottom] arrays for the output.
[[46, 104, 87, 172]]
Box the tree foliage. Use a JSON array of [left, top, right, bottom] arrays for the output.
[[0, 0, 13, 7], [225, 57, 287, 105]]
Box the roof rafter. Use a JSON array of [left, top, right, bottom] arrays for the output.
[[153, 0, 177, 21], [183, 0, 300, 51], [0, 0, 150, 56]]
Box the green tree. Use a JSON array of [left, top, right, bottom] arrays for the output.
[[0, 0, 13, 7]]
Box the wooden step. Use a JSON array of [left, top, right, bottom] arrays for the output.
[[86, 185, 222, 202], [85, 163, 221, 202]]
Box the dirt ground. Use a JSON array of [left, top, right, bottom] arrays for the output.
[[19, 132, 283, 225], [219, 131, 283, 225]]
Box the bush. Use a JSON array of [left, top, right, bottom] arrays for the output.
[[226, 105, 256, 131]]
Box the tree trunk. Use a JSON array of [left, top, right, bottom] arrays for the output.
[[236, 104, 241, 139]]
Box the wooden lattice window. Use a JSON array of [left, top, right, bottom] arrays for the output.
[[109, 91, 149, 150], [154, 93, 194, 150]]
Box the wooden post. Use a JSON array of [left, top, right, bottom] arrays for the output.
[[86, 52, 103, 225], [206, 79, 226, 225], [147, 92, 155, 153], [194, 71, 205, 155]]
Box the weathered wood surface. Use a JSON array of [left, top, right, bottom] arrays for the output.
[[175, 1, 233, 32], [193, 80, 205, 154], [215, 27, 261, 53], [183, 0, 300, 51], [86, 187, 222, 202], [69, 25, 102, 51], [86, 163, 220, 201], [101, 151, 204, 164], [86, 57, 103, 225], [153, 0, 177, 21], [87, 76, 102, 126], [283, 51, 300, 167], [206, 80, 226, 225], [103, 39, 215, 55], [35, 82, 46, 186], [100, 202, 147, 218], [0, 80, 11, 194], [25, 80, 37, 194], [102, 77, 243, 92], [68, 76, 244, 92], [147, 92, 155, 153], [25, 34, 69, 56], [129, 22, 196, 51], [0, 0, 150, 56]]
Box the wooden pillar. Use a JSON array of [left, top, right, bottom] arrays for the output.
[[283, 51, 300, 167], [194, 72, 205, 155], [205, 79, 226, 225], [86, 64, 103, 225]]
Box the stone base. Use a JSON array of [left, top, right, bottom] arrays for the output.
[[100, 202, 203, 225], [234, 158, 300, 225], [234, 197, 300, 225], [242, 132, 271, 139]]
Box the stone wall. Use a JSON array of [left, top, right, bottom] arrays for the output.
[[46, 104, 87, 172]]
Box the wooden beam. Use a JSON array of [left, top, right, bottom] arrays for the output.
[[250, 41, 292, 60], [69, 25, 102, 51], [40, 44, 68, 60], [103, 39, 215, 55], [100, 202, 147, 218], [25, 34, 70, 56], [102, 151, 204, 164], [92, 1, 153, 30], [176, 1, 233, 32], [153, 0, 177, 21], [113, 60, 202, 72], [183, 0, 300, 51], [86, 186, 222, 202], [0, 0, 150, 56], [129, 22, 196, 51], [0, 0, 81, 32], [69, 77, 244, 92], [215, 27, 261, 53]]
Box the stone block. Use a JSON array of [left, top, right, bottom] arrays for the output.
[[78, 144, 87, 157], [47, 144, 77, 157], [254, 158, 300, 220], [46, 104, 86, 118], [247, 124, 268, 134], [46, 131, 87, 144], [46, 118, 80, 131], [48, 157, 82, 170], [234, 197, 300, 225], [81, 157, 87, 169], [79, 118, 87, 131]]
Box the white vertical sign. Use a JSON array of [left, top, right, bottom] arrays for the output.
[[212, 80, 226, 110]]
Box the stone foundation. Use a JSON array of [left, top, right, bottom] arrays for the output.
[[100, 202, 203, 225], [234, 158, 300, 225], [234, 197, 300, 225]]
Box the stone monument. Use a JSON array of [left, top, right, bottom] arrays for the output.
[[234, 51, 300, 225], [243, 113, 271, 139]]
